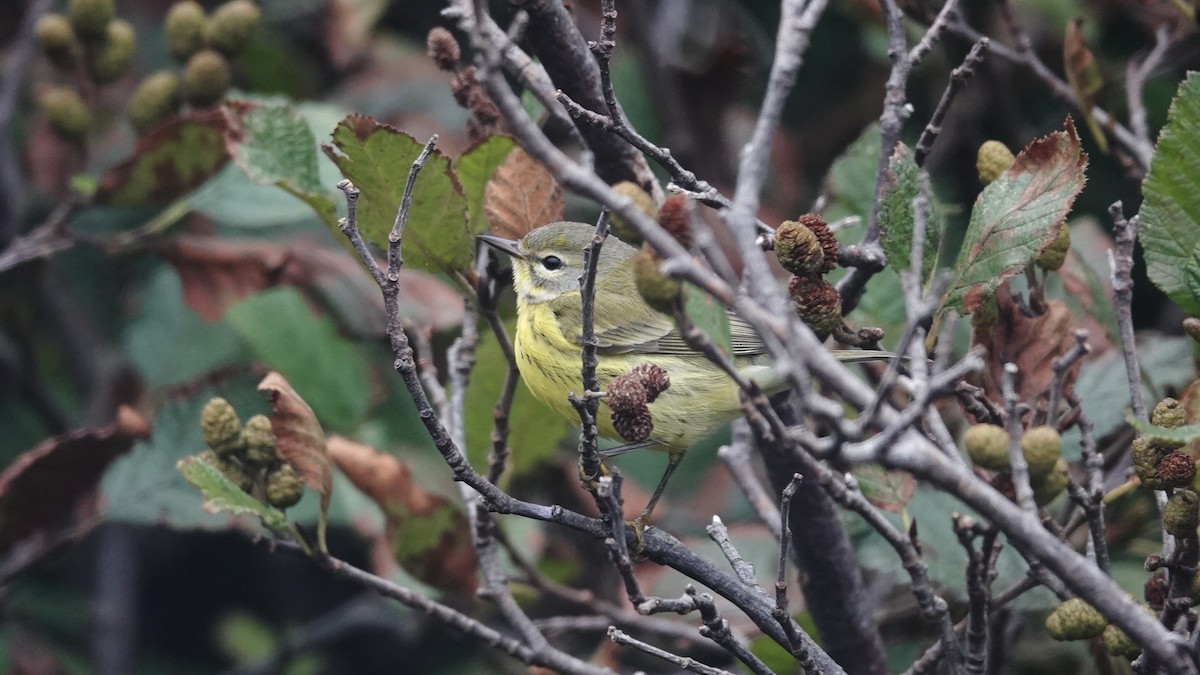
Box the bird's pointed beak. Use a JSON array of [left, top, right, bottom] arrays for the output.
[[478, 234, 523, 260]]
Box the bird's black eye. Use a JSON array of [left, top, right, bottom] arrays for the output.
[[541, 256, 563, 271]]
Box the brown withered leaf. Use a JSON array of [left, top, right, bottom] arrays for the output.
[[155, 236, 464, 336], [484, 147, 564, 239], [1063, 18, 1107, 153], [0, 407, 151, 556], [258, 372, 332, 552], [328, 436, 478, 596], [971, 286, 1082, 405]]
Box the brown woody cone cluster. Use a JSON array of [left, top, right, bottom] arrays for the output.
[[605, 364, 670, 443], [426, 27, 501, 141], [776, 214, 841, 339]]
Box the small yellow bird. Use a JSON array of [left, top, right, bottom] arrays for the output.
[[480, 221, 880, 523]]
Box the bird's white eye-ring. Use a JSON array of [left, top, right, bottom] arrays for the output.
[[541, 256, 563, 271]]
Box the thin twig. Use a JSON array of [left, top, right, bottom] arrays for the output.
[[1042, 330, 1089, 427], [943, 14, 1150, 171], [1126, 26, 1172, 152], [1001, 364, 1038, 514], [607, 627, 734, 675], [707, 516, 767, 594], [1110, 201, 1168, 559], [718, 424, 783, 540], [915, 38, 988, 167], [270, 540, 611, 675], [772, 474, 814, 667]]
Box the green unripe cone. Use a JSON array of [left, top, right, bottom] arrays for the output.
[[183, 49, 232, 106], [609, 181, 657, 245], [205, 0, 261, 56], [1045, 597, 1107, 641], [964, 423, 1010, 470], [1020, 425, 1062, 478], [1036, 223, 1070, 271], [241, 414, 278, 467], [35, 14, 81, 69], [198, 450, 253, 492], [633, 245, 682, 313], [166, 1, 207, 62], [1153, 397, 1187, 429], [128, 71, 181, 133], [1131, 436, 1163, 471], [1102, 624, 1141, 659], [40, 86, 90, 140], [775, 220, 826, 276], [976, 140, 1015, 184], [1032, 458, 1069, 506], [200, 397, 243, 457], [87, 19, 135, 83], [67, 0, 115, 39], [266, 463, 303, 509], [1163, 489, 1199, 537]]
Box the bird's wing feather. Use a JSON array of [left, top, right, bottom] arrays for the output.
[[595, 310, 767, 356]]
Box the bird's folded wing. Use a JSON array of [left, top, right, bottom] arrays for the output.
[[593, 310, 768, 357]]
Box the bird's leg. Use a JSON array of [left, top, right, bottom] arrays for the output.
[[626, 451, 683, 556], [634, 451, 683, 526]]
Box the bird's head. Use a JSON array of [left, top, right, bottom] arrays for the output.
[[479, 221, 636, 304]]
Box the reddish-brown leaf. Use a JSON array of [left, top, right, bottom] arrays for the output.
[[258, 372, 332, 550], [155, 236, 464, 335], [328, 436, 478, 596], [971, 287, 1083, 404], [484, 147, 564, 239], [0, 407, 151, 555], [95, 109, 231, 206]]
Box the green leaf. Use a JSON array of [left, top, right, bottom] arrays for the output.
[[96, 109, 231, 206], [392, 501, 460, 560], [824, 124, 881, 226], [683, 284, 732, 355], [463, 324, 572, 476], [122, 266, 246, 388], [456, 135, 516, 234], [224, 101, 339, 228], [226, 287, 369, 432], [1126, 415, 1200, 444], [945, 119, 1088, 313], [1061, 333, 1196, 452], [1141, 72, 1200, 316], [878, 143, 941, 282], [322, 115, 472, 274], [177, 455, 290, 531]]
